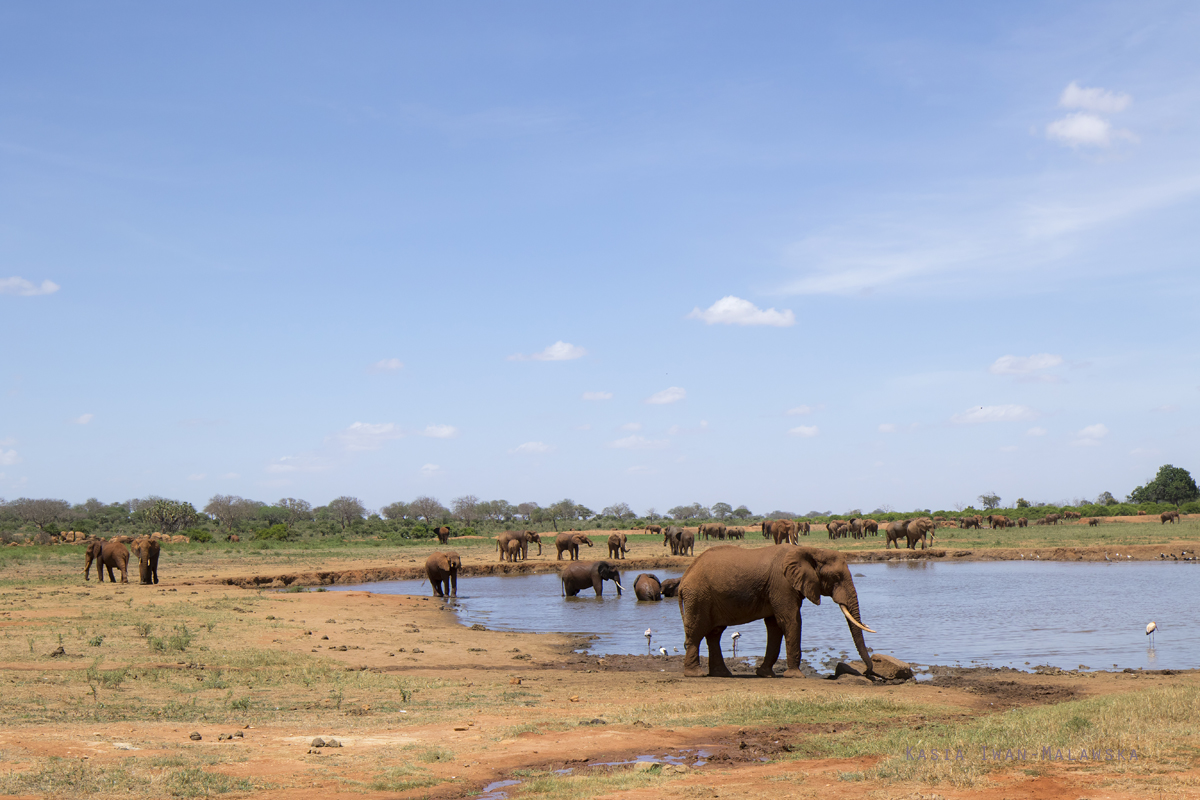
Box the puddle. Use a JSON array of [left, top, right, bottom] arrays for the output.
[[477, 779, 522, 799]]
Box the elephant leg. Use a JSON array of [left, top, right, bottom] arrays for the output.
[[593, 576, 603, 596], [757, 616, 784, 677], [780, 609, 806, 677], [450, 572, 457, 597], [705, 626, 732, 677]]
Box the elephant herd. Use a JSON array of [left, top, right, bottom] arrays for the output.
[[82, 537, 160, 585]]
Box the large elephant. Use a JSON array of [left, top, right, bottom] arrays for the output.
[[634, 573, 663, 601], [987, 515, 1010, 529], [678, 545, 875, 679], [607, 532, 630, 559], [1016, 517, 1028, 528], [767, 519, 797, 545], [761, 520, 773, 539], [888, 518, 935, 549], [84, 540, 129, 583], [661, 577, 681, 597], [1161, 511, 1180, 524], [130, 537, 160, 585], [863, 519, 879, 536], [425, 551, 462, 597], [560, 561, 623, 597], [435, 526, 451, 544], [797, 521, 811, 537], [846, 519, 865, 539], [555, 532, 593, 561], [496, 530, 542, 562], [663, 526, 683, 554], [726, 526, 745, 540], [644, 525, 662, 535], [677, 529, 695, 556], [699, 523, 726, 541]]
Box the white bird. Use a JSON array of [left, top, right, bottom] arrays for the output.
[[1146, 621, 1157, 646], [731, 631, 741, 654], [1104, 553, 1111, 562], [673, 647, 679, 653], [659, 647, 667, 657]]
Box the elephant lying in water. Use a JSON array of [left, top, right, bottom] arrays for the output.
[[634, 573, 663, 601], [678, 545, 875, 679], [560, 561, 623, 597]]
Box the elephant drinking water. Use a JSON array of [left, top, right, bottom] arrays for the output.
[[678, 545, 875, 679], [560, 561, 623, 597]]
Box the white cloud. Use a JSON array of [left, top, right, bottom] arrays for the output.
[[788, 425, 819, 438], [421, 424, 459, 439], [368, 358, 404, 373], [1072, 423, 1109, 446], [1153, 404, 1179, 413], [1026, 427, 1048, 436], [620, 422, 642, 431], [786, 405, 812, 416], [989, 354, 1063, 375], [419, 463, 441, 476], [337, 422, 404, 451], [878, 423, 896, 433], [609, 435, 669, 450], [220, 472, 240, 479], [1130, 447, 1160, 457], [0, 449, 19, 466], [582, 391, 613, 401], [509, 341, 586, 361], [1046, 112, 1135, 148], [686, 296, 796, 327], [72, 413, 94, 425], [510, 441, 553, 454], [0, 276, 60, 296], [951, 405, 1038, 424], [1000, 445, 1018, 453], [575, 423, 592, 431], [645, 386, 686, 405], [667, 420, 709, 436], [266, 455, 330, 473], [1060, 81, 1131, 114], [187, 473, 206, 481]]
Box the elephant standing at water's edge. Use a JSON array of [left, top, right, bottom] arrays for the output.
[[678, 545, 875, 679]]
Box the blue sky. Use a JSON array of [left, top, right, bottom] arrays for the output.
[[2, 2, 1197, 515]]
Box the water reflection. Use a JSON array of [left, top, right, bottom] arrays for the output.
[[332, 561, 1200, 673]]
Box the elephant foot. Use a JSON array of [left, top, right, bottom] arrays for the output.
[[682, 664, 707, 678], [708, 665, 734, 678], [754, 665, 776, 678], [780, 668, 807, 678]]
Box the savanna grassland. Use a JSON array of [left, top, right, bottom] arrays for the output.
[[1, 520, 1199, 800]]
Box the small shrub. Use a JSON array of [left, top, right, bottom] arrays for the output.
[[87, 635, 105, 647], [134, 622, 153, 638], [254, 524, 293, 542], [417, 746, 455, 763], [183, 528, 212, 543]]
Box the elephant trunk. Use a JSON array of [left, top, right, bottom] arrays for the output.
[[834, 589, 875, 676], [613, 579, 624, 595]]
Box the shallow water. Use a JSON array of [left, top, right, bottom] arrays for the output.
[[331, 561, 1200, 673]]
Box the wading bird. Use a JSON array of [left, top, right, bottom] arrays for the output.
[[731, 630, 741, 655], [1146, 621, 1157, 646], [659, 647, 667, 657]]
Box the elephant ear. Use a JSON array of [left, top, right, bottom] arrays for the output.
[[436, 554, 449, 571], [781, 548, 822, 606]]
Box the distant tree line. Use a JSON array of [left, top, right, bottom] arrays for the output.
[[1, 464, 1195, 544]]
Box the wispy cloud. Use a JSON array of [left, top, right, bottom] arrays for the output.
[[509, 341, 586, 361], [582, 391, 613, 401], [510, 441, 553, 454], [220, 472, 240, 479], [419, 463, 441, 477], [367, 358, 404, 373], [620, 422, 642, 431], [72, 413, 94, 425], [1047, 82, 1135, 148], [609, 435, 669, 450], [878, 423, 897, 433], [1026, 427, 1048, 436], [0, 448, 19, 466], [0, 276, 59, 296], [336, 422, 404, 451], [1072, 423, 1109, 446], [786, 405, 812, 416], [421, 424, 459, 439], [646, 387, 686, 405], [989, 354, 1063, 376], [788, 425, 819, 438], [951, 405, 1038, 424], [267, 454, 330, 474], [667, 420, 709, 436], [187, 473, 206, 481], [686, 296, 795, 327]]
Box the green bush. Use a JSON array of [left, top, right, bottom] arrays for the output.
[[183, 528, 212, 543], [1181, 501, 1200, 515], [254, 524, 293, 542]]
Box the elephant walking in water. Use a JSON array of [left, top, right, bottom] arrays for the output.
[[425, 551, 462, 597], [678, 545, 875, 679], [634, 573, 663, 601]]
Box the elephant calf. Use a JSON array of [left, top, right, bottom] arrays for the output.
[[607, 532, 629, 559], [560, 561, 623, 597]]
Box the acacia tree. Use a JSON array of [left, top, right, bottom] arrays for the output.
[[978, 493, 1001, 510], [327, 496, 366, 530], [515, 501, 539, 521], [145, 499, 199, 535], [8, 498, 71, 531], [410, 495, 448, 523], [732, 505, 752, 519], [601, 502, 634, 520], [278, 497, 313, 529], [452, 495, 481, 527], [380, 501, 409, 521], [203, 495, 261, 533], [711, 502, 733, 520], [1128, 465, 1200, 507]]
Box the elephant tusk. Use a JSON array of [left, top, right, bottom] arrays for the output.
[[840, 604, 876, 634], [614, 581, 624, 590]]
